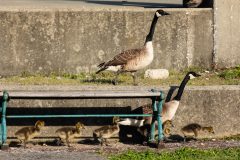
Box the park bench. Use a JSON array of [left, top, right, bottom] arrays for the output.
[[0, 89, 164, 149]]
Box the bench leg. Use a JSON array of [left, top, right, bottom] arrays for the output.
[[157, 91, 164, 149], [0, 91, 9, 150], [149, 97, 157, 142]]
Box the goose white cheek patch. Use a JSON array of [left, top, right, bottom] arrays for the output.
[[156, 12, 162, 17], [189, 74, 196, 79]]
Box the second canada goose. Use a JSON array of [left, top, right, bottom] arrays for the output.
[[93, 116, 121, 146], [15, 120, 45, 148], [119, 72, 201, 126], [96, 10, 170, 85], [55, 122, 85, 147], [181, 123, 214, 142]]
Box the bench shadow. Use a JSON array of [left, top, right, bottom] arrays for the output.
[[6, 106, 132, 126]]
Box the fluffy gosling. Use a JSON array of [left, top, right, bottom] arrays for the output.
[[181, 123, 214, 142], [15, 120, 45, 148], [55, 122, 85, 147], [93, 116, 120, 146]]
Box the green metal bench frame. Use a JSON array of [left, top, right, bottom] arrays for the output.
[[0, 89, 164, 149]]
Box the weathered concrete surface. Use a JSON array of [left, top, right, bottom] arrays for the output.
[[214, 0, 240, 68], [0, 8, 213, 76], [2, 85, 239, 139]]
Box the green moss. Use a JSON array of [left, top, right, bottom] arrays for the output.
[[109, 147, 240, 160], [219, 66, 240, 80], [0, 67, 239, 86]]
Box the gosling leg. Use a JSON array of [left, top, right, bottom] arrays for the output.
[[23, 140, 27, 148], [193, 129, 198, 141], [66, 135, 71, 147]]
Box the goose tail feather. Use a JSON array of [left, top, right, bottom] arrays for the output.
[[118, 118, 145, 127], [96, 62, 107, 74]]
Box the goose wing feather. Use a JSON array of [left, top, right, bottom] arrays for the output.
[[104, 48, 143, 67]]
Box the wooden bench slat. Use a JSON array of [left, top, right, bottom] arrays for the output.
[[1, 90, 161, 98]]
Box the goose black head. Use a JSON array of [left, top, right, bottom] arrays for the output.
[[156, 10, 170, 17], [187, 72, 201, 79]]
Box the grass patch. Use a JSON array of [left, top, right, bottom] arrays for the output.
[[0, 67, 239, 85], [221, 134, 240, 141], [109, 147, 240, 160], [219, 65, 240, 80]]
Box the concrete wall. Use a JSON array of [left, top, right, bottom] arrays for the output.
[[0, 8, 213, 76], [3, 85, 240, 139], [214, 0, 240, 68]]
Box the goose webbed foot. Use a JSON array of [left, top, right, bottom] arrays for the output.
[[112, 71, 121, 85], [112, 79, 118, 85], [131, 72, 139, 86]]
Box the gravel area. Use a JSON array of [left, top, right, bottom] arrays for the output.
[[0, 139, 239, 160]]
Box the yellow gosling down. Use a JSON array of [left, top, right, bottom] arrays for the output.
[[55, 122, 85, 147], [93, 116, 121, 146], [137, 120, 174, 138], [15, 120, 45, 148], [162, 120, 174, 136], [181, 123, 215, 142]]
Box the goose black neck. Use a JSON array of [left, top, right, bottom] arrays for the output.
[[145, 15, 159, 43], [173, 75, 190, 101]]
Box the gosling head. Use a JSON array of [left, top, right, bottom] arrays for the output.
[[76, 122, 85, 129], [113, 116, 121, 123], [187, 71, 201, 80], [35, 120, 45, 128], [164, 120, 174, 127], [156, 10, 170, 17], [206, 126, 215, 134]]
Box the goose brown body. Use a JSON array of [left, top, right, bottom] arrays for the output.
[[98, 42, 153, 73]]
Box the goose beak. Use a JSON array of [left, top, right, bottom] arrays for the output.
[[195, 73, 201, 77], [164, 12, 170, 15]]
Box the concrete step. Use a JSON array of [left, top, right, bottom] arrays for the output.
[[1, 85, 240, 138]]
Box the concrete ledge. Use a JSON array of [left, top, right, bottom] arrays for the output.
[[0, 8, 213, 76], [2, 85, 240, 138]]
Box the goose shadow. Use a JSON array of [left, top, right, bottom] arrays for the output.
[[81, 78, 123, 85], [68, 0, 183, 8]]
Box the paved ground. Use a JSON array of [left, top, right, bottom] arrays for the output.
[[0, 0, 182, 9], [0, 139, 240, 160]]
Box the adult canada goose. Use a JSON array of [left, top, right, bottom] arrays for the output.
[[55, 122, 85, 147], [96, 10, 170, 85], [119, 72, 201, 126], [181, 123, 214, 142], [93, 116, 121, 146], [15, 120, 45, 148]]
